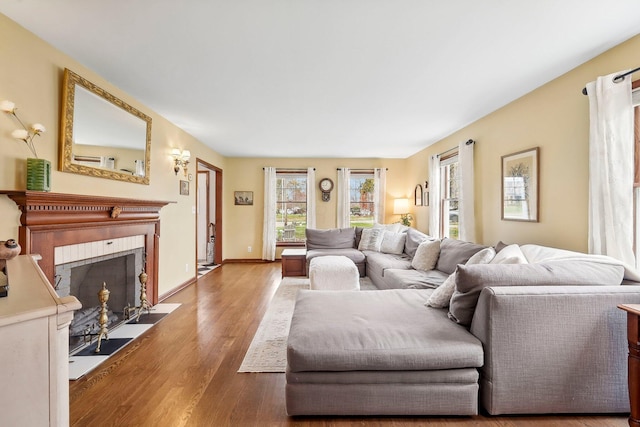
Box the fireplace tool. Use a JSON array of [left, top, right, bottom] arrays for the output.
[[124, 267, 152, 322], [95, 282, 110, 353]]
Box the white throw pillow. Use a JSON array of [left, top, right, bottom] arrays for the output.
[[374, 223, 408, 234], [411, 240, 441, 271], [358, 228, 384, 251], [489, 244, 528, 264], [380, 231, 406, 255], [426, 247, 496, 308]]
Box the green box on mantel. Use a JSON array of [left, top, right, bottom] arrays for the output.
[[26, 158, 51, 192]]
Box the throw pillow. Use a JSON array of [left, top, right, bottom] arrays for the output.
[[380, 231, 407, 255], [448, 260, 625, 326], [405, 228, 432, 258], [411, 240, 441, 271], [426, 247, 496, 308], [374, 223, 409, 234], [489, 244, 528, 264], [358, 228, 385, 251]]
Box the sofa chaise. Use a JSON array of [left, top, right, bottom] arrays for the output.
[[286, 226, 640, 416]]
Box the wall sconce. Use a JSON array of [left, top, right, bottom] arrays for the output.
[[393, 198, 413, 227], [171, 148, 190, 177]]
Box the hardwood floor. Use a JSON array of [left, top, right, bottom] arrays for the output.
[[70, 262, 631, 427]]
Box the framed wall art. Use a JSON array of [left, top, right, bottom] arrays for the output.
[[501, 147, 539, 222], [414, 184, 423, 206], [234, 191, 253, 206], [179, 180, 189, 196]]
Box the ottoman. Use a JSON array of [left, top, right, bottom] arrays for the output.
[[286, 289, 484, 416], [309, 256, 360, 290]]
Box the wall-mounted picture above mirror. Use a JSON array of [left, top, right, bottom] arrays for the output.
[[60, 68, 152, 185]]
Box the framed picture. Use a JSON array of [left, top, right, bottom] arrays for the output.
[[234, 191, 253, 206], [179, 180, 189, 196], [414, 184, 423, 206], [501, 147, 539, 222]]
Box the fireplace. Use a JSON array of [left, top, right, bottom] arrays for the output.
[[0, 191, 173, 314], [53, 236, 146, 352]]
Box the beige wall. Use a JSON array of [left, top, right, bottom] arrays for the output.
[[0, 14, 225, 297], [2, 11, 639, 293], [223, 157, 407, 259], [406, 33, 640, 252]]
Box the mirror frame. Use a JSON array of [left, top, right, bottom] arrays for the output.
[[60, 68, 152, 185]]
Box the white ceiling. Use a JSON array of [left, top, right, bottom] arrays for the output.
[[2, 1, 640, 159]]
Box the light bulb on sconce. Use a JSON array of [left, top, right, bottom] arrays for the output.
[[171, 148, 190, 177]]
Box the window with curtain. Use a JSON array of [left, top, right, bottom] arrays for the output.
[[440, 153, 460, 239], [632, 82, 640, 267], [349, 171, 375, 228], [276, 171, 307, 244]]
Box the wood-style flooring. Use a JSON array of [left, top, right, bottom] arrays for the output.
[[69, 262, 630, 427]]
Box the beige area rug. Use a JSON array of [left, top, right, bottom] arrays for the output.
[[238, 276, 375, 373]]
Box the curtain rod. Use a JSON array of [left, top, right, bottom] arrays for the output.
[[336, 168, 388, 171], [262, 167, 315, 170], [581, 66, 640, 95], [438, 139, 475, 157]]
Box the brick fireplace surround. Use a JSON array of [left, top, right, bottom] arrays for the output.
[[1, 191, 173, 305]]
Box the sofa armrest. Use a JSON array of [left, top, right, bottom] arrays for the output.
[[470, 285, 640, 415]]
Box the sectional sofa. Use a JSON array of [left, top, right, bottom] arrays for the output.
[[286, 226, 640, 416]]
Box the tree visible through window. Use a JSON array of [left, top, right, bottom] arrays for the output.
[[349, 172, 375, 228], [276, 172, 307, 243]]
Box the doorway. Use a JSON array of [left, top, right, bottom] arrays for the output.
[[196, 159, 222, 276]]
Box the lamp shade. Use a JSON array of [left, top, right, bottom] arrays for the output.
[[171, 148, 182, 158], [181, 150, 191, 161], [393, 198, 410, 215]]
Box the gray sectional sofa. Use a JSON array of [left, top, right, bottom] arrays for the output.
[[286, 226, 640, 416]]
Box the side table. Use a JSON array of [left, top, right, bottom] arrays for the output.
[[281, 248, 307, 277], [619, 304, 640, 427]]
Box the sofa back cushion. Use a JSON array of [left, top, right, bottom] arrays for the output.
[[404, 228, 432, 258], [306, 228, 355, 250], [448, 260, 625, 326], [435, 238, 487, 275]]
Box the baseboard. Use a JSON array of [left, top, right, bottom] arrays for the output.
[[222, 259, 274, 264], [159, 276, 196, 302]]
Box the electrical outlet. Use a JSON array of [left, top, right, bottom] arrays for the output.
[[248, 246, 252, 253]]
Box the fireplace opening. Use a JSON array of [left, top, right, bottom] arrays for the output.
[[55, 248, 143, 354]]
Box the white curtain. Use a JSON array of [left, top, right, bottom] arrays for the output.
[[428, 155, 442, 238], [586, 71, 634, 265], [337, 168, 351, 228], [373, 168, 387, 224], [262, 167, 277, 261], [458, 141, 475, 242], [306, 167, 316, 229]]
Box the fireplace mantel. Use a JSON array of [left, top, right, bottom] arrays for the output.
[[1, 191, 174, 304]]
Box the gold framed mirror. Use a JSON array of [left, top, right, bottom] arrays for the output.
[[60, 68, 152, 184]]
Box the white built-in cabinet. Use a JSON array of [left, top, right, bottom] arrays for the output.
[[0, 255, 81, 427]]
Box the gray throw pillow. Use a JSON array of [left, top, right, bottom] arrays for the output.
[[448, 260, 625, 326], [435, 238, 487, 275], [305, 228, 355, 249]]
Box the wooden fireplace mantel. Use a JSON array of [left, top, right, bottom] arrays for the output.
[[0, 191, 174, 304]]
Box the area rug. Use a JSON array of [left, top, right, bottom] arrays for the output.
[[238, 277, 375, 373], [68, 303, 181, 380]]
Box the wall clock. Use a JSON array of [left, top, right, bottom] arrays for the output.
[[319, 178, 334, 202]]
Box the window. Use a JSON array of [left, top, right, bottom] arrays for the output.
[[349, 172, 375, 228], [440, 153, 460, 239], [276, 171, 307, 244]]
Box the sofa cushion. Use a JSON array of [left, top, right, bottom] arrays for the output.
[[306, 228, 355, 250], [435, 238, 487, 275], [411, 240, 441, 271], [448, 260, 625, 326], [364, 250, 412, 273], [385, 268, 449, 289], [358, 228, 385, 251], [306, 248, 366, 265], [405, 228, 432, 258], [288, 289, 484, 372], [426, 247, 497, 308], [380, 231, 407, 255]]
